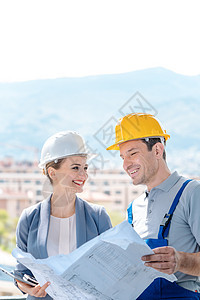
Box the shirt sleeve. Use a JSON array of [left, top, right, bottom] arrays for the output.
[[14, 209, 34, 277], [97, 206, 112, 234], [186, 183, 200, 246], [16, 209, 29, 252]]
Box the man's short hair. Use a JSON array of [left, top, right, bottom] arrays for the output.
[[141, 138, 166, 161]]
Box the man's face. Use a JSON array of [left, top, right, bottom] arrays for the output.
[[119, 139, 159, 186]]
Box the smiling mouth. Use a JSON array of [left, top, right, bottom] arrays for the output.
[[129, 168, 139, 176], [130, 170, 137, 174], [72, 180, 85, 187]]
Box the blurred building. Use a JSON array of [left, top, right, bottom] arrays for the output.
[[0, 158, 145, 218], [81, 169, 145, 212], [0, 157, 44, 217]]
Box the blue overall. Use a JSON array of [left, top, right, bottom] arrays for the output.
[[127, 180, 200, 299]]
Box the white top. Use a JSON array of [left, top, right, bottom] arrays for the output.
[[47, 214, 76, 256]]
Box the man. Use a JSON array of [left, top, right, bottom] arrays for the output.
[[107, 113, 200, 299]]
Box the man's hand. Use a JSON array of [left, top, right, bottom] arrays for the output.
[[141, 246, 180, 274]]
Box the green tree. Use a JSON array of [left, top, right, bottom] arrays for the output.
[[0, 209, 18, 252], [107, 210, 125, 227]]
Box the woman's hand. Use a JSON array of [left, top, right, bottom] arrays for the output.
[[16, 280, 50, 298]]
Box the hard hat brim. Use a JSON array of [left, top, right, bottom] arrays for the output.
[[38, 152, 97, 170], [106, 134, 170, 151]]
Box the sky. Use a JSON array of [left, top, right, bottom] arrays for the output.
[[0, 0, 200, 82]]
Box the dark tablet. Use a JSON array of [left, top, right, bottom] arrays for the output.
[[0, 267, 38, 287]]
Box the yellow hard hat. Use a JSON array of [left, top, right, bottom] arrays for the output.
[[106, 113, 170, 150]]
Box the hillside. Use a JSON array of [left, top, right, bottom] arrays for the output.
[[0, 67, 200, 175]]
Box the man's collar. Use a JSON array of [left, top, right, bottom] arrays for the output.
[[152, 171, 181, 192]]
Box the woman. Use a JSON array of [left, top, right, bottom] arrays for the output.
[[15, 131, 112, 299]]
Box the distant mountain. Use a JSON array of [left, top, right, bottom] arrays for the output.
[[0, 67, 200, 175]]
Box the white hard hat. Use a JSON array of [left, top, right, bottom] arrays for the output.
[[38, 131, 93, 173]]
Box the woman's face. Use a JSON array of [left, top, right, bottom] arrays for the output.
[[50, 156, 88, 193]]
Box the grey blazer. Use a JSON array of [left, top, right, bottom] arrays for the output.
[[15, 195, 112, 299]]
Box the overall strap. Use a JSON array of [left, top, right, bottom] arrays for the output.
[[127, 202, 133, 224], [158, 179, 192, 239]]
